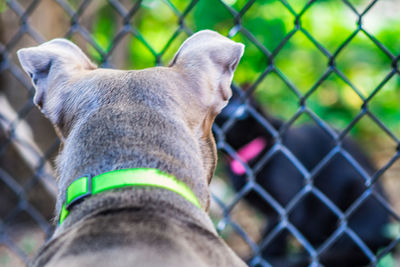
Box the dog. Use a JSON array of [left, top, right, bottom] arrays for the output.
[[17, 30, 247, 267], [215, 92, 391, 266]]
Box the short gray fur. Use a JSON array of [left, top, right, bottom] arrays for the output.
[[17, 30, 246, 267]]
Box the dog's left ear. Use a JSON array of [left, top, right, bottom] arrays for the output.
[[17, 39, 96, 110], [17, 39, 97, 138], [170, 30, 244, 113]]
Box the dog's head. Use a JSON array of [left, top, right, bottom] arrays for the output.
[[17, 30, 244, 192]]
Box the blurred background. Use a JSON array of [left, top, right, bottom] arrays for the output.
[[0, 0, 399, 266]]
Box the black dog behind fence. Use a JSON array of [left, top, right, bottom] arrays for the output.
[[0, 0, 399, 266]]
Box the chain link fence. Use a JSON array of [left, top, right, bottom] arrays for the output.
[[0, 0, 399, 266]]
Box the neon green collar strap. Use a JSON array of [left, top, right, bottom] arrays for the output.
[[59, 168, 201, 225]]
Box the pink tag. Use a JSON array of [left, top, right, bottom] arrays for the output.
[[230, 137, 267, 175]]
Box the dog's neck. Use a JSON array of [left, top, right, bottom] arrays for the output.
[[54, 103, 212, 230], [53, 185, 217, 237]]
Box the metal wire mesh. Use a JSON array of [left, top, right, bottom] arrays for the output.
[[0, 0, 399, 266]]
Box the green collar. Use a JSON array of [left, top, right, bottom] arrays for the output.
[[59, 168, 201, 225]]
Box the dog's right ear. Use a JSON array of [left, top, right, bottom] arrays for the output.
[[17, 39, 96, 136], [170, 30, 244, 114]]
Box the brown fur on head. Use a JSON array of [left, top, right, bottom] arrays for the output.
[[17, 31, 244, 212]]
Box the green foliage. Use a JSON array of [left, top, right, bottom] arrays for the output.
[[0, 0, 7, 13], [87, 0, 400, 142], [378, 251, 395, 267], [88, 4, 117, 62]]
